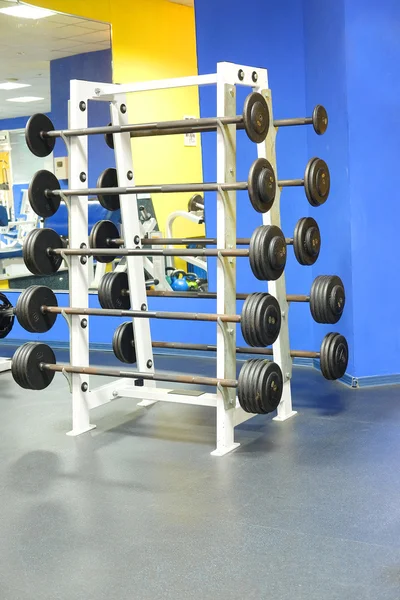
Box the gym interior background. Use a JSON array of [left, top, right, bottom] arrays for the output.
[[0, 0, 399, 599]]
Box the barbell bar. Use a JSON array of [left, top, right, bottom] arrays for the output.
[[104, 104, 328, 148], [14, 285, 282, 348], [11, 341, 283, 415], [25, 92, 269, 158], [98, 271, 345, 325], [23, 225, 289, 281], [112, 322, 348, 381]]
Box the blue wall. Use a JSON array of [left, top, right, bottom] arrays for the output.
[[344, 0, 400, 378], [195, 0, 318, 352]]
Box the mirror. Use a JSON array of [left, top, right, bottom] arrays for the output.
[[0, 1, 207, 296]]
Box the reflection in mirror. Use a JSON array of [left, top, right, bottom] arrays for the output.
[[0, 1, 112, 291], [0, 1, 207, 295]]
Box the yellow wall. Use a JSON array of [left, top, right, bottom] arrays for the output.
[[31, 0, 204, 243]]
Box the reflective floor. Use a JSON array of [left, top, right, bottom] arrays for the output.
[[0, 349, 399, 599]]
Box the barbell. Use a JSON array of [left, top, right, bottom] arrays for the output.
[[104, 104, 328, 148], [11, 341, 283, 415], [89, 217, 321, 268], [98, 271, 345, 325], [23, 225, 289, 281], [14, 285, 282, 348], [112, 322, 348, 381], [25, 92, 269, 158], [27, 156, 329, 219]]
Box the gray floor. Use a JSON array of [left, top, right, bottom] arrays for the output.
[[0, 349, 400, 600]]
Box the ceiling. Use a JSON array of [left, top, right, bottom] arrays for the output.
[[0, 1, 111, 119]]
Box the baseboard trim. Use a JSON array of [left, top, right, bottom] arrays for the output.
[[3, 339, 399, 389]]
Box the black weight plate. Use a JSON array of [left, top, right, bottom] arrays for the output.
[[248, 226, 264, 281], [25, 342, 56, 390], [97, 168, 120, 211], [240, 293, 259, 348], [188, 194, 204, 213], [104, 124, 114, 149], [266, 227, 287, 280], [245, 358, 263, 414], [309, 275, 327, 323], [16, 285, 58, 333], [304, 157, 330, 206], [28, 170, 61, 218], [11, 344, 29, 389], [247, 158, 276, 213], [242, 92, 270, 143], [328, 333, 348, 380], [319, 333, 335, 380], [319, 275, 335, 324], [89, 220, 119, 264], [293, 217, 321, 266], [237, 359, 256, 413], [312, 105, 328, 135], [24, 228, 63, 275], [15, 285, 36, 332], [258, 293, 281, 347], [18, 342, 39, 390], [25, 113, 56, 158], [98, 272, 112, 309], [113, 322, 137, 364], [317, 275, 333, 324], [0, 292, 14, 339], [258, 360, 283, 413], [326, 276, 345, 324], [22, 227, 39, 276]]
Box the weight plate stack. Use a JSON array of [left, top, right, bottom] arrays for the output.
[[237, 359, 283, 414], [23, 228, 64, 276], [11, 342, 56, 390], [241, 292, 281, 347], [16, 285, 58, 333], [98, 272, 130, 310], [97, 167, 120, 211], [249, 225, 286, 281], [310, 275, 345, 324]]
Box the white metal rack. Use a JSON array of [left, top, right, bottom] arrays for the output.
[[63, 62, 295, 455]]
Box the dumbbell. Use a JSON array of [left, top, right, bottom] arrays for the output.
[[14, 285, 282, 348], [98, 271, 345, 325], [112, 322, 348, 381], [11, 341, 283, 415]]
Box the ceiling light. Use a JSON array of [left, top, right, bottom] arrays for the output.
[[0, 82, 31, 90], [6, 96, 44, 103], [0, 6, 55, 20]]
